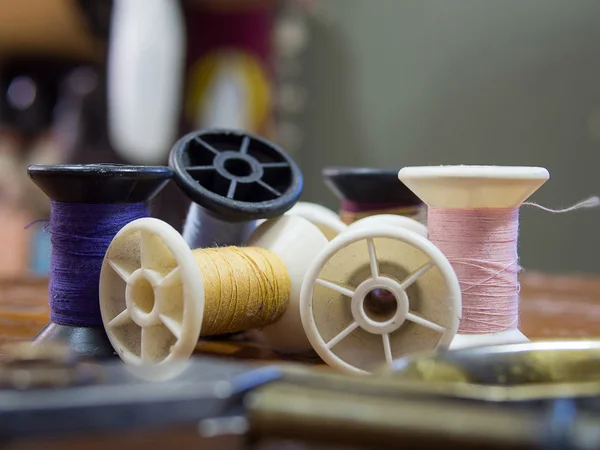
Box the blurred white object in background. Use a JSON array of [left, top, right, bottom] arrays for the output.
[[107, 0, 185, 164]]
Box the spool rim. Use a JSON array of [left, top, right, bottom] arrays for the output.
[[300, 226, 461, 374], [450, 328, 530, 349], [398, 165, 549, 209], [27, 164, 173, 204], [398, 165, 549, 179], [169, 129, 303, 222], [347, 214, 428, 238], [323, 166, 422, 206], [27, 164, 173, 175], [99, 218, 203, 379], [285, 201, 348, 240]]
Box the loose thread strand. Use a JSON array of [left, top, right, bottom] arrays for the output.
[[523, 195, 600, 213]]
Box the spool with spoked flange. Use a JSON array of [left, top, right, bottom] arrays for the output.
[[300, 225, 461, 374], [99, 214, 327, 379], [169, 129, 303, 248]]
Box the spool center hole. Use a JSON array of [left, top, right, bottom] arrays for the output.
[[224, 158, 253, 177], [132, 278, 155, 314], [364, 289, 397, 322]]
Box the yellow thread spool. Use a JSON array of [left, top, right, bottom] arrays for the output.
[[99, 215, 329, 372], [192, 247, 290, 336]]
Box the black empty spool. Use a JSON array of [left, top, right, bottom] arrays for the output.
[[169, 129, 303, 248], [323, 166, 422, 210], [28, 164, 172, 358]]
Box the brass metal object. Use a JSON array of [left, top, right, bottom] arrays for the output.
[[0, 341, 101, 389], [387, 340, 600, 401], [241, 341, 600, 448], [246, 382, 548, 449], [236, 340, 600, 404], [1, 341, 74, 363]]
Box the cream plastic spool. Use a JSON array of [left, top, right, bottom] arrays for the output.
[[254, 202, 348, 241], [398, 165, 549, 349], [300, 221, 461, 375], [99, 215, 327, 374], [283, 204, 428, 241], [285, 201, 348, 240], [346, 213, 428, 238]]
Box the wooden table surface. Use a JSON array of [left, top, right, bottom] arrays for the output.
[[520, 271, 600, 339], [1, 272, 599, 360]]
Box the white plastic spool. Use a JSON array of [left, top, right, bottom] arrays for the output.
[[398, 165, 549, 349], [261, 207, 428, 242], [285, 202, 348, 240], [346, 214, 428, 238], [300, 225, 461, 374], [255, 202, 348, 240], [99, 215, 328, 375]]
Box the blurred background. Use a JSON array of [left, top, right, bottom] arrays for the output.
[[0, 0, 598, 281]]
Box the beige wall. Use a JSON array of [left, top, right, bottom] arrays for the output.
[[298, 0, 600, 274]]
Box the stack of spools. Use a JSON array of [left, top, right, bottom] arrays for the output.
[[299, 165, 558, 372], [95, 131, 454, 380], [32, 128, 581, 381]]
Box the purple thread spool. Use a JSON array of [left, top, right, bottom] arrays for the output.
[[27, 164, 172, 358], [323, 167, 425, 224]]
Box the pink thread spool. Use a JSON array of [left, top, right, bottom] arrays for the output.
[[398, 166, 549, 349]]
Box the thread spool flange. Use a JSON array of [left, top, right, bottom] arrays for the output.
[[28, 164, 173, 204], [170, 130, 302, 222], [398, 165, 549, 349], [257, 202, 348, 241], [99, 215, 327, 377], [285, 201, 348, 240], [300, 226, 461, 374], [323, 166, 425, 224], [28, 163, 173, 358], [346, 214, 428, 238]]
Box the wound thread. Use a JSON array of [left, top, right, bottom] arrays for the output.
[[50, 201, 149, 327], [428, 208, 521, 334], [192, 246, 291, 336]]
